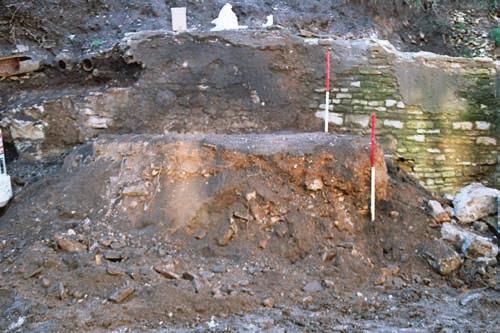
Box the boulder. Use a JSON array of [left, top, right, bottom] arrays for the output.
[[441, 223, 498, 259], [453, 183, 499, 223], [419, 239, 462, 275]]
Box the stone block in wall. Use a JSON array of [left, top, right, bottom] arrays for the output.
[[383, 120, 404, 129], [452, 122, 474, 130], [345, 114, 370, 128], [476, 137, 497, 145], [475, 121, 491, 130]]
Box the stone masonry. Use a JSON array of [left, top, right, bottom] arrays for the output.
[[313, 40, 498, 195]]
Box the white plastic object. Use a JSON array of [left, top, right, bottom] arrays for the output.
[[0, 130, 13, 208], [211, 3, 247, 31], [262, 15, 273, 28], [0, 174, 12, 208]]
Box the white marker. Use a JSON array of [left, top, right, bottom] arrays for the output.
[[0, 129, 13, 207], [324, 50, 331, 133], [171, 7, 187, 32]]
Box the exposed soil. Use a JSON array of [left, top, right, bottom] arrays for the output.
[[0, 133, 498, 331]]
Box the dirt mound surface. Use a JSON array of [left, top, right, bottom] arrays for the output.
[[2, 132, 486, 331]]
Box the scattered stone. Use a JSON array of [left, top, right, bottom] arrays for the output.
[[182, 272, 196, 281], [154, 264, 180, 279], [302, 296, 314, 303], [217, 222, 238, 246], [72, 290, 84, 299], [41, 277, 51, 288], [121, 183, 149, 197], [374, 265, 400, 286], [106, 264, 126, 276], [212, 263, 226, 274], [262, 297, 274, 308], [194, 229, 207, 240], [57, 282, 65, 300], [419, 239, 462, 275], [323, 279, 335, 288], [24, 267, 43, 279], [192, 277, 206, 293], [441, 223, 498, 259], [453, 183, 499, 223], [390, 211, 400, 218], [428, 200, 450, 223], [321, 251, 337, 262], [211, 287, 224, 299], [95, 254, 103, 266], [109, 286, 135, 303], [303, 280, 323, 293], [259, 238, 268, 249], [305, 176, 324, 191], [103, 250, 123, 261], [55, 234, 86, 253]]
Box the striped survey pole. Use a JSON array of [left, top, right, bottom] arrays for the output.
[[324, 50, 331, 133], [371, 113, 376, 222], [0, 129, 13, 207]]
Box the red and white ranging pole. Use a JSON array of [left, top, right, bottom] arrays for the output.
[[0, 129, 13, 208], [370, 113, 377, 222], [324, 50, 331, 133]]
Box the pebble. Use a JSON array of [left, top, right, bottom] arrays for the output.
[[109, 286, 135, 303], [212, 263, 226, 273], [303, 280, 323, 293], [154, 264, 180, 279], [262, 297, 274, 308], [106, 264, 126, 276], [55, 235, 87, 253], [182, 272, 196, 281], [103, 250, 123, 261], [41, 277, 51, 288]]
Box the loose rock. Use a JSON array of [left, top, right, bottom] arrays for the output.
[[453, 183, 499, 223], [441, 223, 498, 259], [154, 264, 180, 279], [109, 286, 135, 303], [419, 239, 462, 275], [303, 280, 323, 293], [55, 234, 86, 253], [428, 200, 450, 223]]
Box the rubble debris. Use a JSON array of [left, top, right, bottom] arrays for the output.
[[305, 176, 324, 191], [262, 297, 274, 308], [428, 200, 450, 223], [54, 234, 87, 253], [419, 239, 462, 275], [303, 280, 323, 293], [154, 264, 180, 279], [453, 183, 500, 223], [441, 223, 498, 259], [109, 286, 135, 303]]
